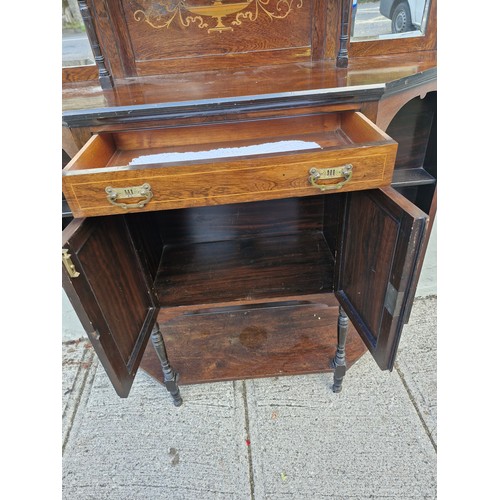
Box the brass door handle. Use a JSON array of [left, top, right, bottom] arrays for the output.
[[105, 183, 153, 209], [309, 164, 353, 191]]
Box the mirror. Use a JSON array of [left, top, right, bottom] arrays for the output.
[[62, 0, 95, 67], [351, 0, 431, 41]]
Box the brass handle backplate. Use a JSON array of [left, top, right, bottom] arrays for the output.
[[309, 164, 353, 191], [105, 183, 153, 209]]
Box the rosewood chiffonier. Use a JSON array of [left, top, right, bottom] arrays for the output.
[[62, 0, 437, 405]]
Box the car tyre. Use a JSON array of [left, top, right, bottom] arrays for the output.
[[391, 1, 412, 33]]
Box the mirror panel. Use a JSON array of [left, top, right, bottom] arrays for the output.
[[351, 0, 431, 41]]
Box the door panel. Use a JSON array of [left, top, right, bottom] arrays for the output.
[[335, 186, 428, 370], [62, 216, 158, 397]]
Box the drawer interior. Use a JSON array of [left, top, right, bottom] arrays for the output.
[[64, 111, 392, 172], [125, 196, 341, 309]]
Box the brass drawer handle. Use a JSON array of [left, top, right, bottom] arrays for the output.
[[105, 183, 153, 209], [309, 164, 353, 191]]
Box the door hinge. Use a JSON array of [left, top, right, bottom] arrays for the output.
[[62, 249, 80, 278], [384, 282, 404, 317]]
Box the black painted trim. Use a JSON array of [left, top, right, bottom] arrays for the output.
[[62, 84, 386, 127]]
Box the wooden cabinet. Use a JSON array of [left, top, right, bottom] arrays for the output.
[[62, 145, 429, 398], [62, 0, 437, 404]]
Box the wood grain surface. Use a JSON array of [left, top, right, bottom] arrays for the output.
[[62, 52, 436, 117], [154, 231, 335, 307], [62, 111, 397, 217], [62, 216, 158, 397], [140, 294, 368, 385], [335, 187, 428, 371]]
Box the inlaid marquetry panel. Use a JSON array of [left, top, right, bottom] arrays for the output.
[[127, 0, 310, 72], [88, 0, 337, 78]]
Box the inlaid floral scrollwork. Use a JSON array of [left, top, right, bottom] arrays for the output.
[[132, 0, 304, 33], [133, 0, 208, 30], [232, 0, 303, 26]]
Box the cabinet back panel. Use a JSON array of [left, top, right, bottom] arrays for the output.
[[154, 231, 334, 307], [153, 197, 326, 246], [127, 1, 311, 60], [124, 197, 334, 296], [92, 0, 319, 77]]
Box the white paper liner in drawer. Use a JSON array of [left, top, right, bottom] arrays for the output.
[[129, 140, 322, 165]]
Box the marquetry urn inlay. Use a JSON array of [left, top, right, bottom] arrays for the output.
[[133, 0, 304, 33]]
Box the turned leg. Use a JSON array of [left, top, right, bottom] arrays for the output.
[[331, 306, 348, 393], [150, 323, 183, 407]]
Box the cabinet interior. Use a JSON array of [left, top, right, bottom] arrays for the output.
[[389, 91, 437, 215], [125, 195, 342, 309]]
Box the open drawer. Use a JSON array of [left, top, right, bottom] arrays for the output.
[[63, 111, 397, 217]]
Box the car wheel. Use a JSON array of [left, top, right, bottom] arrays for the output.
[[391, 2, 412, 33]]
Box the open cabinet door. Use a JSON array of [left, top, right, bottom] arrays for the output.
[[62, 216, 158, 397], [334, 187, 429, 371]]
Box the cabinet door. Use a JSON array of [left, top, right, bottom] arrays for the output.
[[62, 216, 158, 397], [334, 187, 429, 371]]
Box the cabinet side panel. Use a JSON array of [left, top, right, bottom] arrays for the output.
[[126, 212, 164, 288]]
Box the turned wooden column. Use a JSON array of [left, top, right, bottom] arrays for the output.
[[77, 0, 114, 89], [150, 323, 183, 407], [331, 306, 348, 392], [336, 0, 350, 68]]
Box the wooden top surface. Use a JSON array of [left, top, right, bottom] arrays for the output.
[[62, 52, 436, 124]]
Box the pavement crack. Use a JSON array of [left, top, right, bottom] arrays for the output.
[[395, 362, 437, 452], [62, 349, 97, 455], [240, 380, 256, 500]]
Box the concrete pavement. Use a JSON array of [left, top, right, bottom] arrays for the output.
[[62, 293, 437, 499]]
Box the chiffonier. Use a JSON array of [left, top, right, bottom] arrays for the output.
[[62, 0, 437, 405]]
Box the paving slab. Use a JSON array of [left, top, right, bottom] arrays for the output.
[[245, 357, 436, 499], [62, 340, 97, 450], [62, 368, 252, 500], [62, 296, 437, 500], [394, 296, 437, 445], [62, 289, 86, 342], [415, 219, 437, 298]]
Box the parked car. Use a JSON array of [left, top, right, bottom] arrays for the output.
[[380, 0, 427, 34]]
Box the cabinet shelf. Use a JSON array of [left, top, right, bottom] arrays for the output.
[[154, 231, 335, 308], [391, 167, 436, 188], [140, 293, 364, 386]]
